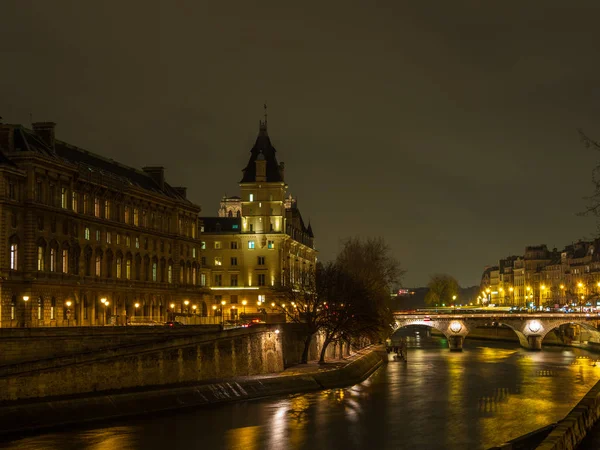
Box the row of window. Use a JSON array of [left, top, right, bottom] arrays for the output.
[[212, 273, 267, 286], [212, 256, 266, 267], [208, 240, 275, 250], [32, 181, 197, 237]]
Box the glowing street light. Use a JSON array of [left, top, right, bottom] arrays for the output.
[[242, 299, 247, 314]]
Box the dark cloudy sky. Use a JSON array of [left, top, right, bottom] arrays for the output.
[[2, 1, 600, 287]]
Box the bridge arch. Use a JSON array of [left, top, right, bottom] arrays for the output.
[[394, 319, 471, 351]]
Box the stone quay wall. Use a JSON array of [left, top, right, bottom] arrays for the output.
[[0, 325, 283, 402], [534, 377, 600, 450], [0, 347, 384, 436], [0, 325, 221, 366]]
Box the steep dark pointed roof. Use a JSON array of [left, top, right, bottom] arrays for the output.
[[240, 121, 283, 183], [307, 221, 314, 238]]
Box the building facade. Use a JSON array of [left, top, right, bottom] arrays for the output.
[[480, 241, 600, 309], [200, 121, 317, 319], [0, 121, 207, 327]]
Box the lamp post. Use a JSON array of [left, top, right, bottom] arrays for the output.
[[540, 285, 546, 309], [452, 295, 457, 313], [65, 300, 72, 326], [509, 287, 514, 306], [526, 286, 532, 311], [100, 297, 108, 326], [184, 299, 190, 313], [242, 299, 247, 315], [170, 302, 175, 322], [22, 296, 29, 328], [134, 302, 140, 321], [221, 300, 226, 327], [212, 304, 217, 324]]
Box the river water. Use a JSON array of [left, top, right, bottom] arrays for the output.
[[2, 336, 600, 450]]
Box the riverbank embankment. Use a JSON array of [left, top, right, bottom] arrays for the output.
[[0, 346, 384, 437]]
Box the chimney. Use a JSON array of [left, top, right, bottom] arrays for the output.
[[173, 187, 187, 199], [32, 122, 56, 150], [142, 166, 165, 190]]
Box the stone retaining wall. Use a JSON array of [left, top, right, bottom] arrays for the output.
[[0, 347, 384, 436], [533, 378, 600, 450]]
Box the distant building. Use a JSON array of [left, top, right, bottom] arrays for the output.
[[480, 241, 600, 308], [199, 121, 317, 317]]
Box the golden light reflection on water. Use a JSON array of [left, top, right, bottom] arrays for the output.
[[224, 425, 262, 450]]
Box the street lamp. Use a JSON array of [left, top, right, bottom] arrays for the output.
[[221, 300, 226, 327], [65, 300, 72, 326], [508, 287, 514, 306], [22, 296, 29, 328], [242, 299, 247, 314], [134, 302, 140, 318], [100, 298, 108, 326], [184, 299, 190, 313], [192, 304, 197, 313]]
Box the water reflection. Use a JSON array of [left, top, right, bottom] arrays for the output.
[[2, 337, 600, 450]]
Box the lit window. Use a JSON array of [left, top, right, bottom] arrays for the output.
[[201, 273, 206, 286], [152, 262, 157, 281], [84, 227, 90, 240], [126, 236, 131, 247], [133, 208, 139, 226], [37, 246, 45, 271], [124, 206, 130, 223], [50, 248, 56, 272], [10, 243, 18, 270], [72, 192, 78, 211], [168, 264, 173, 283], [268, 240, 274, 249], [61, 188, 68, 209], [126, 258, 131, 280], [215, 257, 222, 266], [62, 249, 69, 273], [116, 257, 122, 278], [201, 241, 206, 250], [96, 230, 100, 241], [107, 232, 112, 244], [215, 241, 221, 249], [258, 294, 265, 303], [249, 194, 254, 202], [135, 237, 140, 249], [192, 248, 196, 258], [248, 241, 255, 249], [95, 256, 101, 276], [104, 200, 110, 218], [94, 197, 100, 217]]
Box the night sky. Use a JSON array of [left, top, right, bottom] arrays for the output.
[[2, 1, 600, 287]]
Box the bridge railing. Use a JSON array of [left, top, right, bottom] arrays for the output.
[[393, 313, 600, 320]]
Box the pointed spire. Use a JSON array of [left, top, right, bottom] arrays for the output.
[[259, 104, 268, 135], [307, 220, 314, 238]]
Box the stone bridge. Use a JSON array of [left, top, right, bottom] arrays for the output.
[[393, 313, 600, 351]]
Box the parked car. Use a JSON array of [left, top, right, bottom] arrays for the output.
[[165, 321, 184, 327]]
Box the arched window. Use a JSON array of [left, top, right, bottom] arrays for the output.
[[236, 210, 241, 218], [49, 241, 59, 272], [152, 260, 158, 282], [37, 297, 43, 320], [95, 255, 102, 276], [126, 256, 132, 280], [9, 235, 19, 270], [61, 243, 70, 273], [37, 238, 46, 271], [168, 261, 173, 284], [50, 297, 56, 320], [116, 255, 122, 278], [228, 210, 233, 217]]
